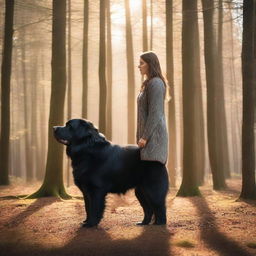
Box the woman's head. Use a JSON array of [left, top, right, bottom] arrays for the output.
[[138, 51, 163, 80], [138, 51, 170, 101]]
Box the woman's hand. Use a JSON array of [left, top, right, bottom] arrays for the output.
[[138, 138, 147, 148]]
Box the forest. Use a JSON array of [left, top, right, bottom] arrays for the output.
[[0, 0, 256, 255]]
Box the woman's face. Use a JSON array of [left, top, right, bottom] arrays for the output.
[[138, 58, 149, 76]]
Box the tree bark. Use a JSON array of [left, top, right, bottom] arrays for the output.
[[28, 0, 70, 199], [217, 0, 231, 179], [106, 0, 113, 140], [194, 3, 205, 186], [125, 0, 136, 143], [177, 0, 201, 197], [99, 0, 107, 135], [240, 0, 256, 200], [0, 0, 15, 185], [202, 0, 226, 190], [82, 0, 89, 119], [166, 0, 176, 187], [142, 0, 148, 51]]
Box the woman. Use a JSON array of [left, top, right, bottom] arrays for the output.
[[136, 51, 169, 225], [137, 51, 168, 165]]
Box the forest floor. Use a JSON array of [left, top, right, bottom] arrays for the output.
[[0, 178, 256, 256]]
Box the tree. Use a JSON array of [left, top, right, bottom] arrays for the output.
[[202, 0, 226, 190], [66, 0, 72, 186], [193, 1, 205, 186], [240, 0, 256, 200], [166, 0, 177, 187], [106, 0, 113, 140], [142, 0, 148, 51], [150, 0, 153, 50], [125, 0, 136, 143], [99, 0, 107, 135], [217, 0, 231, 179], [28, 0, 70, 199], [0, 0, 15, 185], [82, 0, 89, 119], [177, 0, 200, 197]]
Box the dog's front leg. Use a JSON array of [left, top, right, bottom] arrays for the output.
[[83, 189, 106, 228], [81, 191, 90, 225]]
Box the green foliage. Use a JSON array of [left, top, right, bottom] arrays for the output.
[[175, 240, 195, 248]]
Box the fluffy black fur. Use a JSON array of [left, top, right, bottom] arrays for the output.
[[54, 119, 169, 227]]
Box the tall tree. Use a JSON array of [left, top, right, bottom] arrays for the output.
[[228, 2, 240, 174], [20, 29, 33, 181], [202, 0, 226, 190], [194, 2, 205, 186], [150, 0, 153, 50], [177, 0, 200, 196], [28, 0, 70, 199], [217, 0, 231, 178], [82, 0, 89, 119], [166, 0, 177, 187], [142, 0, 148, 51], [0, 0, 15, 185], [106, 0, 113, 140], [66, 0, 72, 186], [125, 0, 136, 143], [240, 0, 256, 200], [99, 0, 107, 134]]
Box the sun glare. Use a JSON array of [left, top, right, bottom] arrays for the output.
[[129, 0, 141, 12]]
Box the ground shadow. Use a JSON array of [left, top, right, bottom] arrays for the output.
[[189, 196, 254, 256], [5, 197, 59, 228], [0, 224, 173, 256], [51, 224, 173, 256]]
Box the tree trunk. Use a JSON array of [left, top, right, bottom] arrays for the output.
[[217, 0, 231, 179], [99, 0, 107, 135], [30, 55, 38, 181], [106, 0, 113, 140], [166, 0, 177, 187], [20, 29, 33, 182], [150, 0, 153, 50], [142, 0, 148, 51], [202, 0, 226, 190], [194, 3, 205, 186], [82, 0, 89, 119], [66, 0, 72, 187], [228, 2, 240, 174], [28, 0, 70, 199], [125, 0, 136, 143], [177, 0, 201, 197], [240, 0, 256, 200], [0, 0, 14, 185]]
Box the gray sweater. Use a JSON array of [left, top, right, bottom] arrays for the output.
[[136, 77, 168, 164]]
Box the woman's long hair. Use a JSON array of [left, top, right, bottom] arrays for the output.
[[140, 51, 170, 101]]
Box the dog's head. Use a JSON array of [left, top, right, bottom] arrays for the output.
[[53, 119, 106, 146]]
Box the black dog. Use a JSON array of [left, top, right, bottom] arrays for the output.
[[54, 119, 169, 227]]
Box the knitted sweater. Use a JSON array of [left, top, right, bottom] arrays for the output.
[[136, 77, 168, 164]]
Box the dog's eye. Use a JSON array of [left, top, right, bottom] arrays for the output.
[[66, 123, 73, 130]]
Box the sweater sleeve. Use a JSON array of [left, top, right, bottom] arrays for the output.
[[142, 78, 165, 140]]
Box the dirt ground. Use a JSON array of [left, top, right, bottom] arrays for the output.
[[0, 178, 256, 256]]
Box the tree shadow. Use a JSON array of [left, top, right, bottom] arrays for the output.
[[50, 225, 173, 256], [1, 225, 173, 256], [189, 196, 254, 256], [5, 197, 59, 228]]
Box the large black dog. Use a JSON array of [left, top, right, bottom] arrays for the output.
[[54, 119, 169, 227]]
